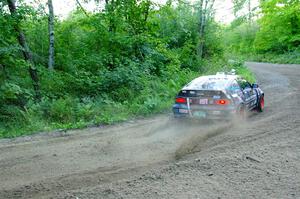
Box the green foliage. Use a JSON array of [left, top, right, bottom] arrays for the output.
[[224, 0, 300, 62], [223, 22, 258, 55], [254, 0, 300, 53], [0, 1, 237, 138], [230, 60, 256, 83], [248, 49, 300, 64]]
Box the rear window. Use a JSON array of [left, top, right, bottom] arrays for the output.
[[184, 77, 230, 90]]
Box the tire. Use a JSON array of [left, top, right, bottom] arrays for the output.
[[257, 95, 265, 112]]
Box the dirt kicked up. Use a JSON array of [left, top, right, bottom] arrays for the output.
[[0, 62, 299, 199]]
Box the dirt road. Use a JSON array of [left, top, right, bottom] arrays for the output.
[[0, 62, 299, 199]]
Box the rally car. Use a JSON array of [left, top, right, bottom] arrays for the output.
[[172, 71, 264, 119]]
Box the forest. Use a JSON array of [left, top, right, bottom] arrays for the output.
[[0, 0, 299, 137]]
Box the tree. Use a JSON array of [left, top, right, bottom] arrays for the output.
[[198, 0, 215, 58], [6, 0, 41, 101], [0, 0, 226, 136], [232, 0, 255, 22], [48, 0, 54, 70], [254, 0, 300, 52]]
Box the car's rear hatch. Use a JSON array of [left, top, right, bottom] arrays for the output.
[[174, 90, 234, 118]]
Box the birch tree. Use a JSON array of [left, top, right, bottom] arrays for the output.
[[48, 0, 54, 69]]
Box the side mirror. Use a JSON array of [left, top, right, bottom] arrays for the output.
[[252, 83, 259, 88]]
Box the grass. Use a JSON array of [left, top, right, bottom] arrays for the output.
[[228, 50, 300, 65], [250, 51, 300, 64]]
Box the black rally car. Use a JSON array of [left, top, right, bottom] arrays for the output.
[[172, 72, 264, 119]]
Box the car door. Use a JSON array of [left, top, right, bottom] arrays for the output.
[[228, 80, 244, 105], [246, 82, 259, 110], [238, 80, 257, 110]]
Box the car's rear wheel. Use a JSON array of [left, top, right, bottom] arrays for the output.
[[257, 96, 264, 112]]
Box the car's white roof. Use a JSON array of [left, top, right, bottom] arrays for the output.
[[182, 74, 238, 90]]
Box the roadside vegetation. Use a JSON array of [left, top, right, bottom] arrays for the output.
[[0, 0, 298, 138], [224, 0, 300, 64]]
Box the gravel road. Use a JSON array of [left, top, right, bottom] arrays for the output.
[[0, 62, 299, 199]]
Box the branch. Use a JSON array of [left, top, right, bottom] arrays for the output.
[[75, 0, 89, 17]]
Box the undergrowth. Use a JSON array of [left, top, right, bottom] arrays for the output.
[[0, 58, 254, 138]]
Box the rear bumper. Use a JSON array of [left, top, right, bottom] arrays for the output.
[[172, 104, 236, 119]]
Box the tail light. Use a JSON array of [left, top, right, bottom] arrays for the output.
[[215, 99, 230, 105], [175, 97, 187, 103]]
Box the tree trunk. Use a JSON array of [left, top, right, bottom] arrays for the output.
[[48, 0, 55, 70], [105, 0, 116, 32], [75, 0, 89, 17], [198, 0, 215, 58], [7, 0, 41, 101], [248, 0, 251, 22], [198, 0, 206, 58]]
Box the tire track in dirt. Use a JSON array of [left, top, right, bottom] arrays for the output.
[[59, 62, 299, 199], [1, 62, 300, 198], [0, 114, 232, 198]]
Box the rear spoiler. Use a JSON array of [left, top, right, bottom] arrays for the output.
[[177, 90, 226, 98]]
